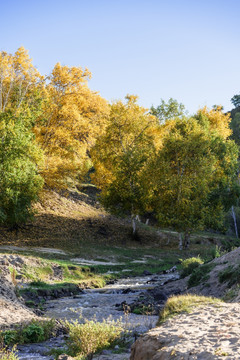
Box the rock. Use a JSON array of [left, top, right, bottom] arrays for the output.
[[142, 270, 152, 276], [101, 349, 113, 355], [130, 331, 170, 360], [122, 287, 133, 294], [149, 289, 167, 302], [58, 355, 75, 360], [163, 265, 177, 274]]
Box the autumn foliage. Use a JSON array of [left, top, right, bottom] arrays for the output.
[[0, 47, 239, 240]]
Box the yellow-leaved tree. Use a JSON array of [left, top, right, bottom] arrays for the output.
[[91, 95, 158, 235], [34, 63, 109, 188], [196, 106, 232, 139], [0, 47, 44, 118]]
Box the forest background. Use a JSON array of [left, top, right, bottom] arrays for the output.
[[1, 47, 240, 249]]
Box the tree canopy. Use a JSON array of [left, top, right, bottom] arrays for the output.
[[150, 98, 186, 123], [91, 95, 158, 233], [0, 46, 239, 239]]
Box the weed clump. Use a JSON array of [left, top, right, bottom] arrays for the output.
[[158, 294, 221, 324], [65, 316, 124, 359], [180, 257, 203, 278]]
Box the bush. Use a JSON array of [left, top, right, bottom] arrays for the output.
[[180, 257, 203, 278], [65, 317, 124, 359], [188, 263, 214, 288], [0, 346, 18, 360], [1, 320, 55, 345], [219, 265, 240, 287], [22, 323, 45, 343]]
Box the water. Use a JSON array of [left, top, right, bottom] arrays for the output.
[[17, 272, 179, 359]]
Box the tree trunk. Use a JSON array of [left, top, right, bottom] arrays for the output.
[[178, 233, 183, 250], [232, 205, 239, 238], [132, 215, 137, 235], [183, 231, 190, 249]]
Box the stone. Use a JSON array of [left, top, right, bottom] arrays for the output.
[[142, 270, 152, 276], [58, 355, 75, 360]]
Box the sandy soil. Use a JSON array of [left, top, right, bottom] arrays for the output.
[[131, 302, 240, 359]]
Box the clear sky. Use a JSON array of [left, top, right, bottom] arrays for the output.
[[1, 0, 240, 114]]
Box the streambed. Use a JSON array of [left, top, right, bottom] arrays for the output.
[[17, 271, 179, 360]]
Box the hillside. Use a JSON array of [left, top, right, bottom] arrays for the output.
[[1, 188, 240, 359], [0, 187, 170, 253]]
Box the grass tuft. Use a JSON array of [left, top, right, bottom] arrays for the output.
[[158, 294, 221, 324]]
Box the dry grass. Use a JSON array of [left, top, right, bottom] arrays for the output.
[[158, 294, 222, 324], [0, 188, 178, 254]]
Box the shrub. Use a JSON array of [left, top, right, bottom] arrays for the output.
[[0, 346, 18, 360], [209, 245, 223, 260], [158, 294, 221, 324], [65, 317, 124, 359], [1, 320, 55, 345], [219, 265, 240, 287], [180, 257, 203, 278], [188, 263, 214, 288], [22, 323, 45, 343]]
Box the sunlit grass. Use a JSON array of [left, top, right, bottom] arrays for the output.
[[158, 294, 222, 324]]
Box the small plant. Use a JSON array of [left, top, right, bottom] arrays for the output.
[[0, 345, 18, 360], [180, 257, 203, 278], [210, 245, 223, 259], [219, 265, 240, 287], [65, 316, 124, 359], [9, 267, 17, 286], [132, 304, 154, 315], [158, 294, 221, 324], [188, 263, 215, 288]]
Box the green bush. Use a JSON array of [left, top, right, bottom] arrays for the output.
[[65, 317, 124, 358], [1, 320, 55, 345], [188, 263, 214, 288], [219, 265, 240, 287], [22, 323, 45, 343], [180, 257, 203, 278]]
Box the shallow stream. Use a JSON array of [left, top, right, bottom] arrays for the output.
[[17, 272, 179, 360]]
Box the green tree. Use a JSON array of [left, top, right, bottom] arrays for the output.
[[231, 94, 240, 108], [149, 118, 239, 249], [150, 98, 186, 123], [0, 111, 44, 228], [91, 95, 157, 235]]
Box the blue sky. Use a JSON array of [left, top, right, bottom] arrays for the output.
[[1, 0, 240, 114]]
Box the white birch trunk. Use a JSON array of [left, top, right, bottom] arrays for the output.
[[232, 205, 239, 239], [132, 215, 136, 235], [179, 233, 183, 250]]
